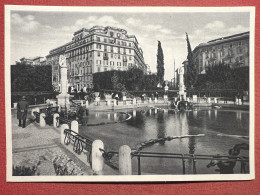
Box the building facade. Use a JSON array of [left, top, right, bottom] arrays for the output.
[[46, 26, 147, 91], [189, 32, 249, 74]]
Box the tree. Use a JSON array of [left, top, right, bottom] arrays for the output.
[[156, 40, 165, 85], [184, 32, 197, 89], [11, 65, 53, 92]]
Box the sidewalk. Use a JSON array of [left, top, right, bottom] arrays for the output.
[[12, 115, 96, 176]]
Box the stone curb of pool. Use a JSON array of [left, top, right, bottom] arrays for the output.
[[84, 112, 132, 126]]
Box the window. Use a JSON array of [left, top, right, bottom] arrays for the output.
[[129, 49, 131, 54], [110, 61, 114, 66], [118, 41, 120, 45], [239, 41, 242, 46], [111, 53, 113, 58], [230, 44, 233, 48], [118, 47, 120, 54], [111, 46, 113, 52], [118, 55, 120, 59], [104, 38, 107, 43], [123, 48, 126, 54], [237, 47, 242, 54], [104, 68, 107, 71], [220, 50, 224, 57], [98, 67, 100, 72], [117, 62, 121, 66], [110, 31, 114, 37], [129, 43, 131, 47], [97, 52, 100, 57], [129, 56, 132, 60], [239, 56, 243, 61], [104, 45, 107, 52], [97, 36, 100, 42], [96, 44, 101, 49]]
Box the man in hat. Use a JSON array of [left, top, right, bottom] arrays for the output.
[[17, 96, 29, 128]]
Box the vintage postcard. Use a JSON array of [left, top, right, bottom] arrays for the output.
[[5, 5, 255, 182]]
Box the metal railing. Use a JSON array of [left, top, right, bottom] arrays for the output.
[[64, 129, 93, 163], [131, 151, 249, 175], [99, 149, 249, 175]]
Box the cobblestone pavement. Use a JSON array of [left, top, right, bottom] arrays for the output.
[[11, 115, 94, 176]]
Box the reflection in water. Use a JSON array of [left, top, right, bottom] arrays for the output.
[[187, 136, 196, 172], [155, 108, 158, 114], [193, 110, 197, 118], [80, 108, 249, 174], [133, 109, 136, 118], [179, 112, 188, 136], [214, 109, 218, 119], [157, 112, 166, 145], [107, 113, 111, 120], [236, 111, 242, 120]]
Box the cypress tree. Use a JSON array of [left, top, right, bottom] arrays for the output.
[[185, 32, 197, 88], [157, 40, 165, 85]]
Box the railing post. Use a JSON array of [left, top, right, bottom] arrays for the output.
[[71, 120, 79, 134], [60, 124, 69, 144], [119, 145, 132, 175], [53, 113, 59, 128], [39, 113, 46, 127], [114, 99, 117, 106], [92, 140, 104, 172], [138, 156, 141, 175]]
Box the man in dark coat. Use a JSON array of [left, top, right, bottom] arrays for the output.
[[17, 96, 29, 128]]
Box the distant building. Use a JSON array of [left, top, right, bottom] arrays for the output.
[[17, 56, 46, 66], [187, 32, 249, 74], [32, 56, 46, 65], [46, 26, 147, 91], [19, 57, 33, 65]]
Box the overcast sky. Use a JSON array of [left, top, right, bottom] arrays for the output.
[[10, 10, 250, 80]]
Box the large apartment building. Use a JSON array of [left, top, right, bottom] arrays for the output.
[[188, 32, 249, 74], [46, 26, 147, 91]]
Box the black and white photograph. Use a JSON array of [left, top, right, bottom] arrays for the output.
[[5, 6, 255, 182]]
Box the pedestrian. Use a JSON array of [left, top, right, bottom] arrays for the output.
[[17, 96, 29, 128]]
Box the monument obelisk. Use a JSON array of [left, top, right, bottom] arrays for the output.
[[57, 55, 70, 111], [178, 66, 186, 101]]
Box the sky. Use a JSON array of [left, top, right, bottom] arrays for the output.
[[10, 9, 250, 80]]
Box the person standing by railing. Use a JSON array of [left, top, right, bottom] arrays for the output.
[[17, 96, 29, 128]]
